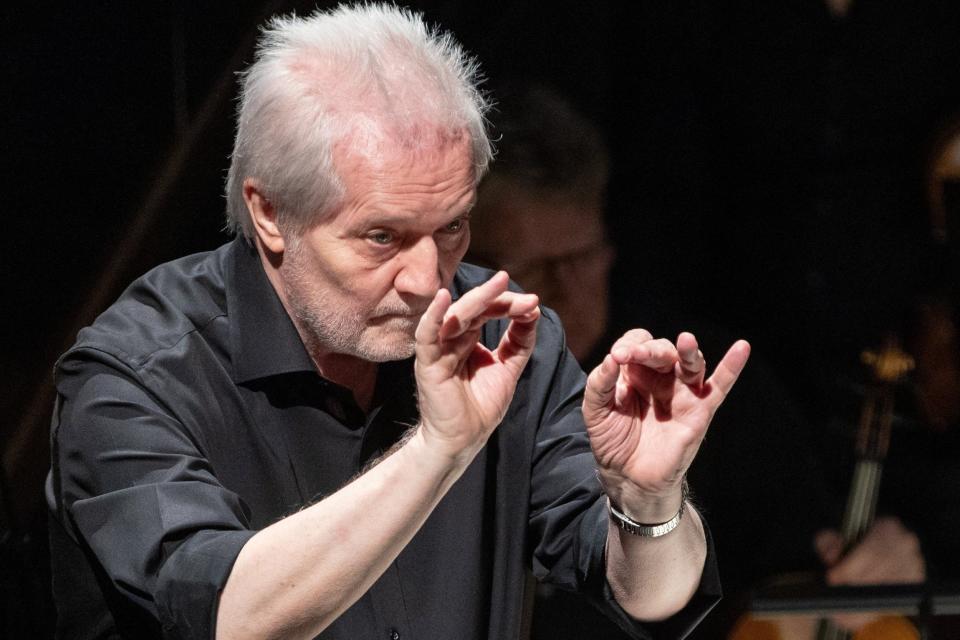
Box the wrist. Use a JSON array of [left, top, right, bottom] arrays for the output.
[[599, 471, 688, 525], [608, 496, 686, 537], [404, 424, 481, 481]]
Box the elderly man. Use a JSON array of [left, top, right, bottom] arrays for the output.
[[47, 5, 749, 639]]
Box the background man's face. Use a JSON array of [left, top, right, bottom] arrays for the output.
[[279, 137, 476, 361], [469, 181, 614, 361]]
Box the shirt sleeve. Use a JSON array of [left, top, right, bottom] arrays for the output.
[[525, 310, 721, 639], [50, 348, 257, 639]]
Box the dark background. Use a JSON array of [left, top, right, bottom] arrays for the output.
[[4, 1, 960, 637]]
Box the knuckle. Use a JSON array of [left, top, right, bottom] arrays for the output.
[[625, 328, 653, 341]]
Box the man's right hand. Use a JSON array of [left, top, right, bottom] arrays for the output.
[[219, 272, 539, 640], [414, 271, 540, 463]]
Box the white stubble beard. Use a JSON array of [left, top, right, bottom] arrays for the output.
[[280, 239, 419, 363]]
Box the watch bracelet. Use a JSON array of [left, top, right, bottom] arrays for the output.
[[606, 480, 689, 538]]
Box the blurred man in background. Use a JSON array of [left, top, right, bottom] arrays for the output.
[[470, 85, 936, 639]]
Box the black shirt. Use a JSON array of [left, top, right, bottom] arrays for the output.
[[47, 237, 720, 639]]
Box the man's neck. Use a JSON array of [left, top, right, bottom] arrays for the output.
[[256, 245, 379, 411], [309, 349, 378, 412]]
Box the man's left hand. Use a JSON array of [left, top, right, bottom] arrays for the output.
[[584, 330, 750, 521]]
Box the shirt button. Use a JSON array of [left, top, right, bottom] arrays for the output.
[[389, 630, 400, 640]]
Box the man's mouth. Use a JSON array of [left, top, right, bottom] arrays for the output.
[[371, 311, 423, 324]]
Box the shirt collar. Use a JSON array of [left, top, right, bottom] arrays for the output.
[[226, 236, 317, 383]]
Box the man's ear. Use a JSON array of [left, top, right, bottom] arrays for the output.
[[243, 178, 285, 255]]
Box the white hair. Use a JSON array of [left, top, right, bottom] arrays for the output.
[[224, 3, 493, 237]]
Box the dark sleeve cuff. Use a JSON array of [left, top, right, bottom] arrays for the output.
[[53, 356, 261, 639], [598, 516, 723, 640], [156, 529, 258, 640]]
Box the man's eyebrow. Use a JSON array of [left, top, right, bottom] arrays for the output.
[[462, 198, 477, 214], [349, 209, 424, 227], [352, 205, 475, 230]]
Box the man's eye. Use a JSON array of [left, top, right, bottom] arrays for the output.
[[369, 231, 394, 245], [444, 218, 467, 233]]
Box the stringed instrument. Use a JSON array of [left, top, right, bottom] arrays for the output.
[[730, 337, 917, 640]]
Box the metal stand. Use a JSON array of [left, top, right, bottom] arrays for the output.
[[748, 581, 960, 639]]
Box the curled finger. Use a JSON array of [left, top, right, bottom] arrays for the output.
[[440, 271, 510, 340], [612, 336, 678, 372], [462, 291, 540, 333], [676, 332, 706, 385]]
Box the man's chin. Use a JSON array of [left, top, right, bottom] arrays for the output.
[[356, 326, 417, 362]]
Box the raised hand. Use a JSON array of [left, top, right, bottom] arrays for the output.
[[584, 329, 750, 518], [414, 271, 540, 462]]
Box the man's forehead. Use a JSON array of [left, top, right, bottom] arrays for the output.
[[319, 135, 477, 227], [332, 122, 474, 171]]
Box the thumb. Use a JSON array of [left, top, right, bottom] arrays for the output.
[[583, 354, 620, 423], [814, 529, 844, 568]]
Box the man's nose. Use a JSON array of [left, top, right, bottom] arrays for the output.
[[394, 236, 442, 299]]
